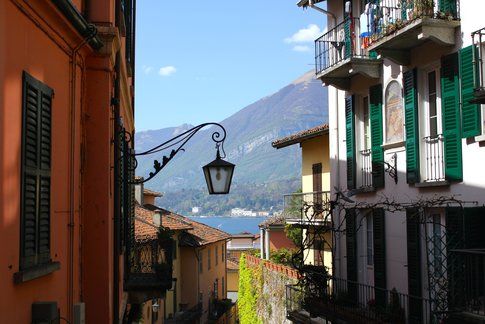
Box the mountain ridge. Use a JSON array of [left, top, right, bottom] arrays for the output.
[[135, 70, 328, 214]]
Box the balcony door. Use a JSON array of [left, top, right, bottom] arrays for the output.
[[312, 163, 323, 216], [356, 96, 372, 188], [420, 65, 444, 182]]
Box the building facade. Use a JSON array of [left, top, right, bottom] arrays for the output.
[[0, 0, 135, 323], [287, 0, 485, 323]]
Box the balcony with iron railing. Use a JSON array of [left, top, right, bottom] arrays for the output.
[[472, 27, 485, 104], [366, 0, 460, 65], [124, 228, 174, 303], [286, 276, 432, 324], [283, 191, 331, 227], [421, 134, 445, 184], [165, 303, 203, 324], [360, 149, 373, 189], [315, 18, 381, 90]]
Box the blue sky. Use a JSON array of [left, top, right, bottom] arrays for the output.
[[135, 1, 326, 131]]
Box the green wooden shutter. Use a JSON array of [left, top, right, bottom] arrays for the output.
[[370, 84, 384, 188], [406, 208, 422, 322], [346, 209, 358, 302], [373, 208, 386, 305], [460, 45, 481, 138], [344, 1, 352, 59], [21, 72, 53, 269], [441, 52, 463, 182], [404, 69, 420, 184], [445, 207, 465, 309], [346, 96, 356, 190], [438, 0, 457, 17]]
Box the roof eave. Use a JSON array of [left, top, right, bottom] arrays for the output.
[[272, 129, 329, 149]]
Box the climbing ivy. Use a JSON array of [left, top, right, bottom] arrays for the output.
[[238, 254, 263, 324]]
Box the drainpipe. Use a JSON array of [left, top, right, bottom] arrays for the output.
[[68, 24, 98, 323], [308, 0, 336, 25]]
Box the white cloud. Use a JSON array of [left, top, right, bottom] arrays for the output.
[[142, 65, 153, 74], [158, 66, 177, 77], [285, 24, 323, 43], [292, 45, 311, 52]]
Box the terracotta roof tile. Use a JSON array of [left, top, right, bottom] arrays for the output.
[[259, 215, 286, 228], [142, 205, 231, 246], [134, 205, 193, 241], [272, 124, 329, 149], [143, 188, 163, 197], [227, 258, 240, 271]]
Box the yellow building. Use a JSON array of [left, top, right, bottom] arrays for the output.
[[134, 187, 234, 323], [272, 124, 332, 273]]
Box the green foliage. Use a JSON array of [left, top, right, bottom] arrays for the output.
[[269, 248, 301, 266], [238, 254, 262, 324], [285, 224, 303, 246]]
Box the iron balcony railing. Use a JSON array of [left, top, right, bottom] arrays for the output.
[[422, 134, 445, 182], [286, 277, 432, 324], [449, 249, 485, 316], [315, 18, 374, 75], [165, 303, 203, 324], [472, 27, 485, 95], [360, 149, 373, 188], [283, 191, 331, 224], [364, 0, 459, 44]]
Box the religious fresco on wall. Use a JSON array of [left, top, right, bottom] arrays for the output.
[[385, 81, 404, 143]]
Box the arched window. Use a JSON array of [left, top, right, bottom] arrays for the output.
[[385, 80, 404, 143]]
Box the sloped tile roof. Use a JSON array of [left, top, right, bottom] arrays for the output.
[[272, 124, 329, 149], [134, 205, 193, 241], [143, 188, 163, 197], [143, 204, 231, 246], [259, 215, 286, 228]]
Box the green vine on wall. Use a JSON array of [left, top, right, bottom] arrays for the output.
[[238, 254, 263, 324]]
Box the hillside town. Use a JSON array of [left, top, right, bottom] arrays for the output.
[[1, 0, 485, 323]]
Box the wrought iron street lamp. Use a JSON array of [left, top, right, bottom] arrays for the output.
[[129, 122, 235, 195], [203, 148, 235, 194]]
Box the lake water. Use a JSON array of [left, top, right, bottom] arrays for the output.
[[188, 216, 267, 234]]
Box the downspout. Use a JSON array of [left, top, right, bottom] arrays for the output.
[[308, 0, 336, 25], [68, 24, 98, 322]]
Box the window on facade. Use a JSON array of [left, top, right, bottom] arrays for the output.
[[222, 244, 225, 262], [384, 80, 404, 143], [173, 240, 177, 260], [313, 239, 324, 266], [222, 276, 225, 296], [208, 248, 211, 270], [214, 279, 219, 299], [366, 213, 374, 266], [199, 251, 203, 273], [358, 96, 372, 188], [427, 211, 445, 279], [421, 67, 445, 182], [428, 71, 438, 137], [215, 246, 218, 265], [20, 72, 53, 270]]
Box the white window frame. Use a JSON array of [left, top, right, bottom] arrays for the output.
[[366, 212, 374, 267], [355, 95, 372, 189], [419, 63, 444, 182]]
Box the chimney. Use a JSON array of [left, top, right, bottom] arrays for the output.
[[134, 177, 144, 205], [153, 210, 161, 227]]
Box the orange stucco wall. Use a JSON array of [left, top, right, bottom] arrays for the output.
[[0, 0, 133, 322], [179, 240, 228, 323], [269, 228, 296, 251]]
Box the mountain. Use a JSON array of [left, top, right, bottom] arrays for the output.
[[135, 70, 328, 214]]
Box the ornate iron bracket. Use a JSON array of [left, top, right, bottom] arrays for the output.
[[383, 153, 398, 184], [125, 123, 227, 184]]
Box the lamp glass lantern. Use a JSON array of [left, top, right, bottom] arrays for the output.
[[202, 150, 235, 195]]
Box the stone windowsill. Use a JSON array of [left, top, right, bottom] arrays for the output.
[[475, 134, 485, 143], [14, 261, 60, 284], [350, 186, 376, 195], [414, 180, 449, 188], [381, 141, 405, 150]]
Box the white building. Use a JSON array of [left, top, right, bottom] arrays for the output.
[[288, 0, 485, 323]]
